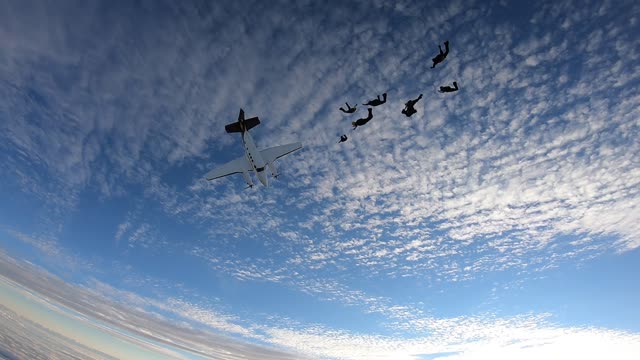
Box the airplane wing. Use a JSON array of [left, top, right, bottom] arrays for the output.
[[260, 142, 303, 163], [205, 156, 252, 181]]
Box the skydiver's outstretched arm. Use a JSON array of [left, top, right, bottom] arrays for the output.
[[340, 102, 358, 113], [405, 94, 423, 108]]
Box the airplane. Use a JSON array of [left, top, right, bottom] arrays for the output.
[[205, 109, 303, 188]]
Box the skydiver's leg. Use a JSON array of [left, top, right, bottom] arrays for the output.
[[443, 41, 449, 56], [439, 45, 444, 56]]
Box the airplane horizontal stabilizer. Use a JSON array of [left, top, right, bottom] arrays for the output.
[[224, 117, 261, 133], [244, 117, 260, 130], [225, 122, 243, 133]]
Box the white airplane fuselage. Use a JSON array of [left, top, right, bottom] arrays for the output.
[[241, 130, 268, 187]]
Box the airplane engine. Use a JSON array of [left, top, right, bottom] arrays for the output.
[[241, 170, 253, 187], [268, 162, 278, 178]]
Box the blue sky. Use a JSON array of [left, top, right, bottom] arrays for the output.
[[1, 0, 640, 359]]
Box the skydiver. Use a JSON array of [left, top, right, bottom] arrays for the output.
[[431, 40, 450, 68], [352, 108, 373, 130], [401, 94, 423, 117], [339, 102, 357, 114], [363, 93, 387, 107], [338, 134, 348, 143], [438, 81, 459, 93]]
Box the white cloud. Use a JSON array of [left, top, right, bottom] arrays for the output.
[[263, 319, 640, 360], [436, 328, 640, 360], [115, 221, 131, 243]]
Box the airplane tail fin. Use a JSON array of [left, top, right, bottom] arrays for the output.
[[225, 108, 261, 133]]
